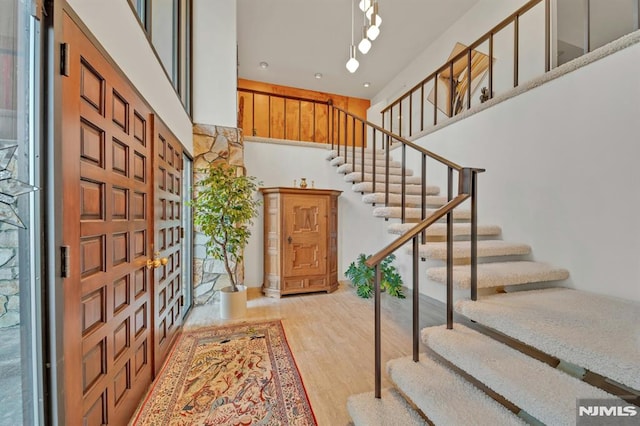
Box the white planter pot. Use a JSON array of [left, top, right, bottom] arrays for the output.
[[219, 285, 247, 319]]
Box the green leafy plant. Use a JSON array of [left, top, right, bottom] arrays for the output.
[[345, 253, 405, 299], [190, 166, 261, 292]]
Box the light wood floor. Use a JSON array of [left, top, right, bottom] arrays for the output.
[[182, 283, 448, 426]]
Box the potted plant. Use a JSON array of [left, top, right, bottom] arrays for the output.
[[345, 253, 405, 299], [190, 165, 261, 319]]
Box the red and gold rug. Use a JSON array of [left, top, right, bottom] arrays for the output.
[[131, 320, 316, 425]]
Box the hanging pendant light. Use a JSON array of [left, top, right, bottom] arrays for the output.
[[346, 0, 359, 73], [367, 19, 380, 40], [358, 27, 372, 54], [358, 9, 371, 54], [366, 1, 381, 40], [346, 45, 359, 73], [358, 0, 371, 12]]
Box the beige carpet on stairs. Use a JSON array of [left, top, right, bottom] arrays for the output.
[[456, 288, 640, 390]]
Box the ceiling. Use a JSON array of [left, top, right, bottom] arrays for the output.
[[237, 0, 481, 100]]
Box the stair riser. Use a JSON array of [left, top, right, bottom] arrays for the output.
[[352, 183, 440, 195], [346, 173, 423, 184], [421, 251, 531, 261], [374, 209, 472, 221], [330, 157, 403, 168], [327, 149, 388, 159], [338, 164, 414, 177], [388, 224, 502, 238], [364, 194, 447, 206], [427, 262, 570, 289]]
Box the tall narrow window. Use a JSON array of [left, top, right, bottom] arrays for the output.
[[0, 0, 44, 424], [181, 153, 193, 315], [129, 0, 192, 115], [130, 0, 151, 31], [151, 0, 178, 85]]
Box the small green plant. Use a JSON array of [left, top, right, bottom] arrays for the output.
[[345, 253, 405, 299], [190, 165, 261, 292]]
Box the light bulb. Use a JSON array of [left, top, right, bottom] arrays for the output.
[[346, 57, 359, 73], [346, 45, 359, 73], [358, 0, 371, 12], [358, 37, 371, 54], [367, 23, 380, 40]]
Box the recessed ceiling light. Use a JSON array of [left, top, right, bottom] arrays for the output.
[[314, 73, 323, 79], [363, 82, 371, 88], [259, 61, 269, 69]]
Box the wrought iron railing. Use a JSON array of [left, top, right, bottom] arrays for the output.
[[328, 104, 483, 399], [381, 0, 550, 138]]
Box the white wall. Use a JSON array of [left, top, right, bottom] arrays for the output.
[[192, 0, 237, 127], [66, 0, 193, 153], [371, 0, 530, 108], [243, 139, 390, 289], [370, 0, 551, 137], [414, 41, 640, 302]]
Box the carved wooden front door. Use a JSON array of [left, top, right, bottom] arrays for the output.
[[60, 12, 183, 425], [152, 117, 184, 375]]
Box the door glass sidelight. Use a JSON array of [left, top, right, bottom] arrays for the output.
[[181, 153, 193, 316], [0, 1, 44, 425]]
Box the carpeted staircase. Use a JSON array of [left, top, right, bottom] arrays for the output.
[[325, 148, 640, 425]]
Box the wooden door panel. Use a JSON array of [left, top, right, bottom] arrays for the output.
[[152, 117, 184, 375], [283, 195, 328, 277], [62, 12, 152, 426]]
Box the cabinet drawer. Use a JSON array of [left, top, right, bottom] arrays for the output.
[[283, 278, 306, 291], [308, 277, 327, 289]]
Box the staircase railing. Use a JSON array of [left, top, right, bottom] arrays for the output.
[[382, 0, 550, 138], [329, 105, 484, 399], [238, 88, 333, 143]]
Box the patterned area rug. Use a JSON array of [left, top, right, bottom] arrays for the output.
[[131, 320, 316, 425]]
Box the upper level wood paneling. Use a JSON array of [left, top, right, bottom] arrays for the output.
[[238, 79, 370, 145]]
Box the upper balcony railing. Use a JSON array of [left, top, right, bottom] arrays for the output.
[[237, 88, 367, 147], [238, 88, 332, 143], [381, 0, 550, 139]]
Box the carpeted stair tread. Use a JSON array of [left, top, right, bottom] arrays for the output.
[[345, 172, 423, 184], [352, 182, 439, 195], [363, 193, 446, 206], [374, 206, 471, 220], [388, 222, 502, 237], [422, 324, 615, 426], [347, 388, 427, 426], [387, 356, 525, 426], [455, 288, 640, 390], [411, 240, 531, 260], [427, 261, 570, 289], [327, 148, 387, 160], [337, 163, 414, 177], [329, 156, 403, 168]]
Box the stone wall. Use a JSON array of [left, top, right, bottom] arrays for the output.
[[192, 123, 244, 304]]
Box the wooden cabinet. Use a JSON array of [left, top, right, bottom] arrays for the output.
[[260, 187, 341, 298]]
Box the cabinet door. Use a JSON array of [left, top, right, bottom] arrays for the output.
[[283, 194, 328, 278]]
